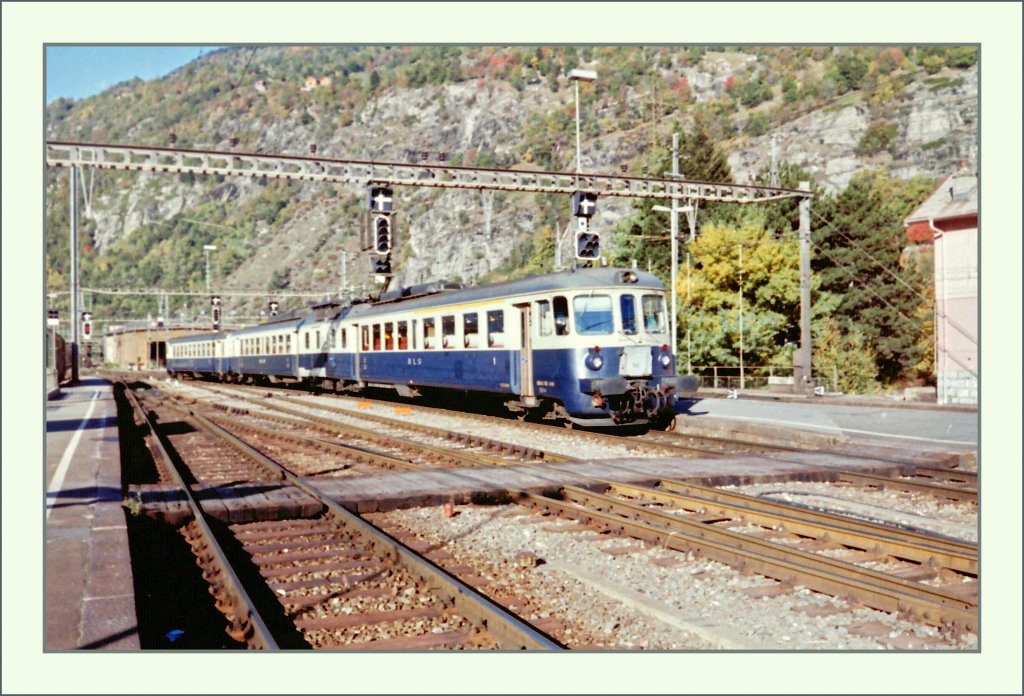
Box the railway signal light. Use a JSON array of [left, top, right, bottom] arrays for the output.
[[370, 256, 392, 278], [372, 214, 392, 254], [81, 312, 93, 340], [210, 296, 221, 330], [575, 218, 600, 260], [168, 132, 177, 145], [572, 191, 598, 218], [367, 186, 393, 213], [268, 300, 279, 317]]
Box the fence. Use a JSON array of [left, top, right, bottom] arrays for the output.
[[687, 365, 837, 392]]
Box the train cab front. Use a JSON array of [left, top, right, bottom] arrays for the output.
[[573, 343, 699, 429]]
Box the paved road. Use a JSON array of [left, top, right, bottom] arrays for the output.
[[685, 396, 978, 451]]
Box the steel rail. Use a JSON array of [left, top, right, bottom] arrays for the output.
[[201, 383, 571, 462], [203, 391, 552, 468], [120, 385, 280, 648], [520, 486, 976, 631], [910, 466, 977, 485], [602, 480, 977, 575], [649, 478, 977, 561], [202, 409, 425, 472], [183, 407, 564, 650], [837, 471, 978, 504]]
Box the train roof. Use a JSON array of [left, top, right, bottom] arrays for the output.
[[167, 330, 230, 344], [346, 267, 665, 319]]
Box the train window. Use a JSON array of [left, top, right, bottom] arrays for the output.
[[574, 295, 613, 335], [441, 315, 455, 349], [620, 294, 639, 335], [372, 325, 381, 351], [423, 318, 436, 349], [642, 295, 668, 333], [341, 327, 347, 350], [329, 328, 336, 350], [487, 310, 504, 347], [553, 296, 570, 336], [463, 313, 479, 348], [536, 300, 552, 336], [304, 331, 310, 350], [286, 334, 291, 352], [361, 326, 369, 351], [397, 321, 408, 350], [384, 322, 394, 350], [411, 320, 418, 350], [315, 331, 321, 349]]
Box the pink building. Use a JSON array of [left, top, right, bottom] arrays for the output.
[[904, 165, 978, 405]]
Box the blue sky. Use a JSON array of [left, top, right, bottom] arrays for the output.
[[46, 46, 224, 103]]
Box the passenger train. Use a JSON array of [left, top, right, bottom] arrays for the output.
[[166, 268, 698, 428]]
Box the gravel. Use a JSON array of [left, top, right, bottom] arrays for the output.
[[384, 503, 977, 651]]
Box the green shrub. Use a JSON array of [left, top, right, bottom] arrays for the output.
[[855, 121, 898, 156], [922, 55, 944, 75]]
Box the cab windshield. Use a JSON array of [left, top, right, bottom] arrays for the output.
[[573, 295, 613, 335], [641, 294, 668, 334]]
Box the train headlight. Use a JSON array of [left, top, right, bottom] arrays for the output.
[[585, 350, 604, 371], [659, 353, 673, 369]]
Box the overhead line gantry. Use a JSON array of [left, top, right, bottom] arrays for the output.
[[46, 141, 810, 204]]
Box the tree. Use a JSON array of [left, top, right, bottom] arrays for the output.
[[610, 119, 734, 289], [812, 169, 936, 384], [812, 317, 877, 393], [677, 215, 801, 367]]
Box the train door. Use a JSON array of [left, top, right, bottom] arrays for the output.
[[513, 303, 538, 407], [353, 323, 363, 384]]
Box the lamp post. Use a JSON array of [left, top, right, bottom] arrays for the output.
[[568, 69, 597, 175], [203, 244, 218, 294]]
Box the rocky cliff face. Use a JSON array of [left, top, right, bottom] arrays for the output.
[[46, 47, 978, 304], [728, 68, 977, 192]]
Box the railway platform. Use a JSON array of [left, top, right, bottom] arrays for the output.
[[45, 377, 138, 650]]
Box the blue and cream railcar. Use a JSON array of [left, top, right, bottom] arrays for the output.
[[326, 268, 697, 427], [226, 316, 305, 383], [166, 332, 229, 379]]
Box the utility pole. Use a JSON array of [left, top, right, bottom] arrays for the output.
[[670, 132, 680, 360], [686, 252, 692, 374], [798, 181, 813, 393], [738, 244, 744, 390], [769, 133, 779, 188], [70, 165, 80, 383]]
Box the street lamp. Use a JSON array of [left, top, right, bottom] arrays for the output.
[[568, 69, 597, 175], [203, 244, 218, 294]]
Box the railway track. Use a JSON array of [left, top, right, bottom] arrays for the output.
[[122, 382, 563, 650], [184, 381, 977, 505], [138, 379, 978, 638], [516, 485, 976, 633]]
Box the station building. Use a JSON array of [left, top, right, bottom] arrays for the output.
[[103, 323, 217, 371], [904, 163, 978, 405]]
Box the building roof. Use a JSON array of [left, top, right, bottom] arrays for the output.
[[904, 166, 978, 226]]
